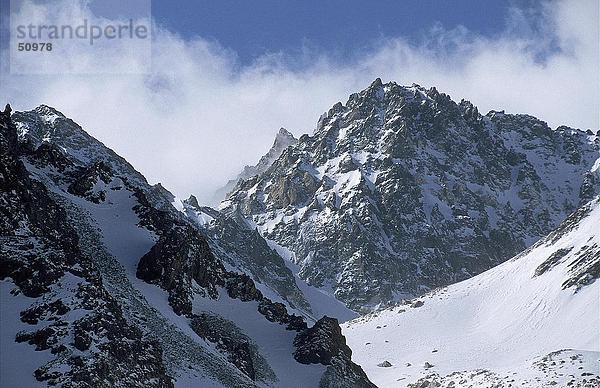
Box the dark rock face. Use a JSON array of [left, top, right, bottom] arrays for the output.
[[294, 316, 376, 387], [225, 80, 600, 311], [185, 201, 311, 314], [294, 316, 351, 365], [67, 161, 114, 203], [0, 110, 173, 387], [29, 141, 73, 171], [137, 221, 226, 315], [224, 272, 261, 301]]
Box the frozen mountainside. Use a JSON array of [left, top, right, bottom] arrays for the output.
[[342, 197, 600, 387], [184, 195, 312, 315], [223, 78, 600, 311], [213, 128, 298, 204], [182, 196, 357, 323], [0, 106, 373, 387], [13, 105, 148, 188]]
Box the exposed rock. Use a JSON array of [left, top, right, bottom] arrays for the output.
[[67, 161, 114, 203], [535, 247, 573, 276], [0, 110, 173, 387], [294, 316, 376, 387], [190, 313, 261, 380], [294, 316, 351, 365], [411, 300, 425, 308], [225, 80, 600, 311], [137, 221, 226, 315]]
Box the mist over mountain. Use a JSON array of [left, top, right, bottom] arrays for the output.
[[1, 78, 598, 387], [0, 105, 373, 387], [223, 79, 600, 311]]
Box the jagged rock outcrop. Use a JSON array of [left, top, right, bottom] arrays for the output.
[[213, 127, 298, 204], [294, 316, 376, 387]]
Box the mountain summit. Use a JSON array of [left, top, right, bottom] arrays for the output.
[[212, 127, 298, 204], [223, 79, 600, 311]]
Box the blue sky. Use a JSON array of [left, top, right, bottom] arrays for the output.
[[151, 0, 514, 65]]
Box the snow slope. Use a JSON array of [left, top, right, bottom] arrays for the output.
[[266, 240, 358, 323], [343, 197, 600, 387], [3, 106, 374, 387]]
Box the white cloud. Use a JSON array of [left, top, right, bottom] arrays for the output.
[[1, 0, 598, 204]]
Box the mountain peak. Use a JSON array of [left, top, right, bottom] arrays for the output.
[[241, 127, 298, 179], [370, 77, 383, 88], [34, 104, 66, 118], [226, 79, 600, 311], [274, 127, 296, 148], [211, 127, 299, 204], [2, 103, 12, 116], [184, 194, 201, 209]]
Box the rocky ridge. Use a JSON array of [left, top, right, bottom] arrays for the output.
[[224, 79, 600, 311], [213, 127, 297, 204], [1, 105, 373, 387]]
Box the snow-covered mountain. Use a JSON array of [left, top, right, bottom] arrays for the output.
[[212, 128, 298, 204], [223, 79, 600, 312], [2, 78, 598, 388], [0, 106, 373, 387], [182, 196, 357, 323], [342, 196, 600, 387]]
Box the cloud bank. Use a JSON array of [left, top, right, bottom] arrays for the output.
[[1, 0, 598, 204]]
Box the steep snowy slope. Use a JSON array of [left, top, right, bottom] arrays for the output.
[[224, 79, 600, 312], [1, 106, 373, 387], [182, 196, 357, 323], [342, 197, 600, 387]]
